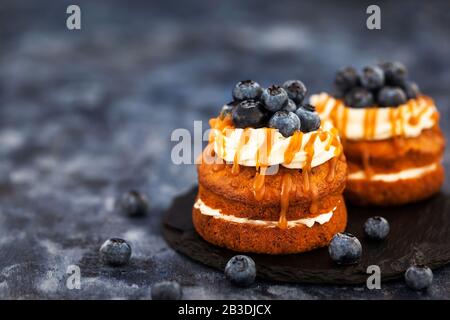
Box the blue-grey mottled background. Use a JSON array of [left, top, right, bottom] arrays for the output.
[[0, 0, 449, 299]]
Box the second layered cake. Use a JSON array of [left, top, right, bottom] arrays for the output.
[[312, 63, 445, 206]]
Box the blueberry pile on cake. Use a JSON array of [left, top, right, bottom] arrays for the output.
[[311, 62, 445, 206], [193, 80, 347, 254]]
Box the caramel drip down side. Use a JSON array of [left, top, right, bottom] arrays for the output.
[[326, 156, 338, 183], [302, 133, 318, 193], [278, 173, 292, 229], [363, 108, 377, 140], [283, 131, 303, 164], [253, 170, 266, 201], [341, 105, 349, 138], [409, 99, 429, 126], [253, 129, 274, 201], [231, 129, 250, 175], [362, 150, 373, 179]]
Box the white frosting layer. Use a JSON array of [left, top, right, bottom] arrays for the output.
[[311, 93, 438, 141], [194, 198, 335, 229], [348, 162, 438, 182], [211, 120, 339, 169]]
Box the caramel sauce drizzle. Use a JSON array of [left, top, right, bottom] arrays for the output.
[[389, 108, 397, 137], [278, 173, 292, 229], [409, 99, 429, 126], [301, 132, 319, 195], [283, 131, 303, 165], [253, 169, 266, 201], [255, 128, 274, 170], [315, 95, 328, 114], [326, 156, 338, 183], [362, 150, 373, 179], [253, 128, 274, 201], [208, 115, 234, 172], [231, 129, 250, 175], [340, 105, 349, 138], [363, 108, 377, 139]]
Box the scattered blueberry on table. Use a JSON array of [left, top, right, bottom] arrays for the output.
[[151, 281, 183, 300], [364, 216, 390, 241], [119, 190, 149, 217], [405, 265, 433, 291], [99, 238, 132, 266], [224, 255, 256, 287], [328, 232, 362, 265]]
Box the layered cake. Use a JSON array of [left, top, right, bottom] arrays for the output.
[[312, 62, 445, 206], [193, 80, 347, 254]]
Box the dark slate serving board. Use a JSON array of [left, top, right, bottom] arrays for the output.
[[163, 187, 450, 284]]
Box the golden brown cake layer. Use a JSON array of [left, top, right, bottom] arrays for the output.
[[198, 183, 341, 220], [197, 156, 347, 207], [345, 161, 444, 206], [192, 196, 347, 254], [342, 127, 445, 170]]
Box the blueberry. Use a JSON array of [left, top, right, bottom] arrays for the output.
[[364, 216, 390, 240], [232, 100, 268, 128], [282, 80, 307, 104], [151, 281, 182, 300], [282, 99, 298, 113], [99, 238, 132, 266], [334, 66, 360, 94], [344, 87, 374, 108], [379, 61, 407, 86], [232, 80, 262, 101], [219, 104, 235, 119], [295, 107, 321, 133], [261, 85, 289, 112], [377, 86, 407, 107], [405, 265, 433, 291], [402, 81, 420, 100], [224, 255, 256, 287], [328, 232, 362, 265], [268, 111, 301, 137], [361, 65, 385, 90], [119, 190, 149, 217]]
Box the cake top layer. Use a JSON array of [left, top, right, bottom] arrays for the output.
[[209, 116, 341, 170], [221, 79, 322, 138], [311, 93, 439, 141]]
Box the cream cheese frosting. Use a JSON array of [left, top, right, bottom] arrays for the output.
[[210, 119, 340, 170], [194, 198, 335, 228], [310, 93, 438, 141], [348, 162, 439, 182]]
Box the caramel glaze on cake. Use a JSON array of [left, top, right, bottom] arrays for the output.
[[313, 93, 446, 206], [192, 116, 348, 254]]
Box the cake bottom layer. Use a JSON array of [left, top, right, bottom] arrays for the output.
[[192, 195, 347, 254], [345, 161, 444, 206]]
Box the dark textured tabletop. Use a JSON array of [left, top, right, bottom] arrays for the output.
[[0, 0, 449, 299]]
